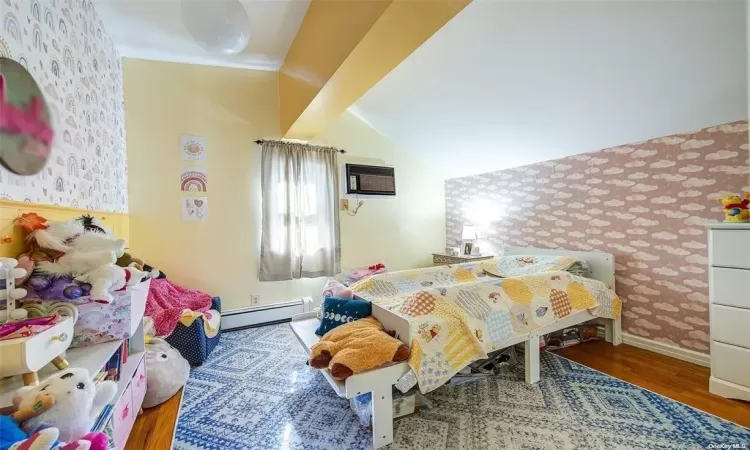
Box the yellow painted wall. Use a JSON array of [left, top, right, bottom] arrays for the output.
[[124, 59, 445, 310], [313, 112, 446, 271]]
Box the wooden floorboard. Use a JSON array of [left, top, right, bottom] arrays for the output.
[[555, 340, 750, 428], [125, 389, 183, 450], [126, 341, 750, 449]]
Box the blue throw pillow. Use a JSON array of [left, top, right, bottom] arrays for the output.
[[315, 296, 372, 336]]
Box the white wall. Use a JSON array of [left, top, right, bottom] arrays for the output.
[[352, 0, 748, 178]]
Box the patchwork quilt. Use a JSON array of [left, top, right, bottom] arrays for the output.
[[351, 257, 621, 393]]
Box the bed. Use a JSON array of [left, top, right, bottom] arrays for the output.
[[290, 247, 622, 449]]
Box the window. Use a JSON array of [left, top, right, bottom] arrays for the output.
[[259, 140, 341, 281]]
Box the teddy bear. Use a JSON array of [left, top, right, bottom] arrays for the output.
[[309, 316, 410, 381], [720, 192, 750, 223], [13, 368, 117, 442]]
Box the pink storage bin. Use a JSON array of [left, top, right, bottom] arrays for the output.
[[21, 279, 150, 348], [112, 381, 135, 450], [130, 356, 147, 413]]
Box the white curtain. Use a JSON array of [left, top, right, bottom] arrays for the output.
[[259, 140, 341, 281]]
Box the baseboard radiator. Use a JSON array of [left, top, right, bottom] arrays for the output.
[[221, 297, 314, 331]]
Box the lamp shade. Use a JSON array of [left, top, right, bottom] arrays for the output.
[[181, 0, 251, 55], [461, 225, 477, 240]]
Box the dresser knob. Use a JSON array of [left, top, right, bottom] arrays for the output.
[[51, 333, 68, 342]]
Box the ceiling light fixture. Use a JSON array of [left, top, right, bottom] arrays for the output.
[[180, 0, 251, 55]]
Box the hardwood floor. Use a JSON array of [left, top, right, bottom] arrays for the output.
[[125, 388, 183, 450], [125, 341, 750, 449], [555, 340, 750, 428]]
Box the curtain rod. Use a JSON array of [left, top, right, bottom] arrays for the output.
[[254, 139, 346, 154]]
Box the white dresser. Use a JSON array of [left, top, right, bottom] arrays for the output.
[[707, 223, 750, 401]]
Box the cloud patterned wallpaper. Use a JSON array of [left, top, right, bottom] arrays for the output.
[[446, 121, 750, 353], [0, 0, 127, 212]]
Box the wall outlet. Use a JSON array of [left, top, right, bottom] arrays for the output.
[[340, 199, 349, 211], [251, 294, 260, 305]]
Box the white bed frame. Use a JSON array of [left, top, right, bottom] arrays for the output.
[[290, 247, 622, 449]]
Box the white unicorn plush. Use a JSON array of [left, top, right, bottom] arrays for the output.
[[13, 368, 117, 442], [27, 216, 129, 303]]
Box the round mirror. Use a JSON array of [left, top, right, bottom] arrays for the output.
[[0, 57, 53, 176]]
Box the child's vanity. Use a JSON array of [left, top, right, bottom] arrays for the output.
[[0, 257, 74, 386]]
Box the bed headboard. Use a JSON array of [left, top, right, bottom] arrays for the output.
[[503, 246, 616, 290]]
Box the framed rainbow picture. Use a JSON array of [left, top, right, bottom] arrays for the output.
[[181, 166, 207, 192]]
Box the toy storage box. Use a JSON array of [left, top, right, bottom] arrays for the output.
[[165, 296, 221, 366], [22, 279, 150, 348]]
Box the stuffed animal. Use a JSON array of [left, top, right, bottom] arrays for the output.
[[1, 391, 106, 450], [24, 216, 127, 303], [25, 275, 91, 301], [309, 316, 409, 381], [74, 265, 146, 303], [13, 368, 116, 442], [0, 416, 60, 450], [720, 193, 750, 223], [143, 337, 190, 408], [26, 217, 125, 262], [76, 215, 163, 281], [0, 417, 107, 450], [116, 253, 163, 281]]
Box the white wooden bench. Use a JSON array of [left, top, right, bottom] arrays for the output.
[[290, 311, 410, 449]]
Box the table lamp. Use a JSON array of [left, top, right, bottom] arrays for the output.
[[462, 225, 477, 255]]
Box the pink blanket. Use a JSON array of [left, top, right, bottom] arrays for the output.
[[145, 278, 212, 337]]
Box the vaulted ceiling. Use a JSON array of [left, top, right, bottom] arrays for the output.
[[96, 0, 747, 179], [351, 0, 748, 178]]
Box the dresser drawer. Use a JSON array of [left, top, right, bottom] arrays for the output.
[[130, 356, 147, 413], [710, 267, 750, 309], [112, 381, 135, 450], [0, 317, 74, 376], [711, 341, 750, 388], [710, 230, 750, 269], [711, 305, 750, 348]]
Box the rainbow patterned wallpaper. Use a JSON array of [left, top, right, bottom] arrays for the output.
[[446, 121, 750, 352], [0, 0, 126, 212]]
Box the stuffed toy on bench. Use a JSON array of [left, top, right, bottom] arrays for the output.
[[309, 316, 409, 381]]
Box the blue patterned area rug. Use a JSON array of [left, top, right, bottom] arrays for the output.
[[174, 324, 749, 450]]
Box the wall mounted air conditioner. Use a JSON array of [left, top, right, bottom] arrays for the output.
[[344, 163, 396, 197]]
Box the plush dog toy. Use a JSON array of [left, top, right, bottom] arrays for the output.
[[13, 368, 116, 442], [720, 192, 750, 223], [143, 337, 190, 408], [310, 316, 409, 381]]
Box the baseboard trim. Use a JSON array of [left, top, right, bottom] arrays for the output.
[[622, 333, 711, 367], [709, 376, 750, 401], [224, 318, 292, 332], [221, 298, 313, 331]]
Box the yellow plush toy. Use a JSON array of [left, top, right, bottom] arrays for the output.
[[720, 192, 750, 223], [310, 316, 410, 381]]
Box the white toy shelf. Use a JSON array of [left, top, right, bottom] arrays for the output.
[[0, 271, 149, 450]]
